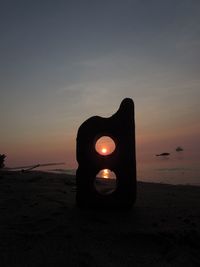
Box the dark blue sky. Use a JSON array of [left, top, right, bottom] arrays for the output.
[[1, 0, 200, 166]]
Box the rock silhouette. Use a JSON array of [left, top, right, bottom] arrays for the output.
[[0, 154, 6, 169], [76, 98, 136, 209]]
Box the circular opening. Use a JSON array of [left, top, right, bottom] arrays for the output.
[[95, 136, 116, 156], [95, 169, 117, 195]]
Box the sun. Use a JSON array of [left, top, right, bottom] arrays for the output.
[[101, 148, 107, 154]]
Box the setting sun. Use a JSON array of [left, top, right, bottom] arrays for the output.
[[95, 136, 116, 155], [101, 148, 107, 154]]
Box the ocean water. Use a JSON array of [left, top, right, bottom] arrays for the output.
[[137, 153, 200, 186], [40, 151, 200, 186]]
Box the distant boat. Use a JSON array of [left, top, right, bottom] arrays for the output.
[[176, 146, 183, 152], [156, 152, 170, 157]]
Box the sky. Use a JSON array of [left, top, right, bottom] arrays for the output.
[[1, 0, 200, 168]]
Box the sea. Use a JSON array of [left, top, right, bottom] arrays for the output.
[[39, 150, 200, 186]]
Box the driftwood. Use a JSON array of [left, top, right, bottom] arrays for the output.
[[76, 98, 136, 209], [3, 162, 65, 172]]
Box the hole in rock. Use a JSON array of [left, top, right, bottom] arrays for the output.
[[95, 136, 116, 156], [95, 169, 117, 195]]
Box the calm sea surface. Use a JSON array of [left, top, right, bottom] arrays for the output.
[[40, 151, 200, 186], [137, 153, 200, 186]]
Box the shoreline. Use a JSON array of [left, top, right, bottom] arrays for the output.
[[1, 169, 200, 188], [0, 171, 200, 266]]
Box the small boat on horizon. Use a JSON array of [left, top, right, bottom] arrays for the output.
[[156, 152, 170, 157], [176, 146, 184, 152]]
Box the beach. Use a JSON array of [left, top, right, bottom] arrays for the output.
[[0, 171, 200, 266]]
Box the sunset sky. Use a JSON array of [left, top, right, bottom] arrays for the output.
[[1, 0, 200, 168]]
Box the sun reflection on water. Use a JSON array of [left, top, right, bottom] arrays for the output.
[[98, 169, 116, 179], [102, 168, 109, 178], [95, 169, 117, 194]]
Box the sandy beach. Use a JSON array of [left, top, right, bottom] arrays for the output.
[[0, 171, 200, 266]]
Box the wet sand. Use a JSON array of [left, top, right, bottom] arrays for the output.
[[0, 171, 200, 266]]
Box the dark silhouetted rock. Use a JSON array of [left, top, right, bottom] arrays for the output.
[[0, 154, 6, 169], [76, 98, 136, 209]]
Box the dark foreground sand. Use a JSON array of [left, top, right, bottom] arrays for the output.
[[0, 171, 200, 267]]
